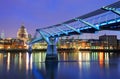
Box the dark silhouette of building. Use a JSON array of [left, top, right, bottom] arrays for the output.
[[99, 35, 117, 49]]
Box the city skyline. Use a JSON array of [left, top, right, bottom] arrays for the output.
[[0, 0, 119, 38]]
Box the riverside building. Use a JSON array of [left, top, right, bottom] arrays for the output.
[[17, 25, 29, 49]]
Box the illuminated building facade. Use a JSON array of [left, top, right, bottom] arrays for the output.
[[32, 41, 47, 49], [0, 34, 120, 50], [58, 35, 119, 50], [17, 25, 29, 48], [17, 25, 28, 43], [0, 38, 24, 49], [89, 39, 102, 49]]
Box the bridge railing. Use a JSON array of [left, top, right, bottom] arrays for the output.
[[84, 10, 120, 26]]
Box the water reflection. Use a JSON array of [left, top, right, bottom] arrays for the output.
[[19, 53, 22, 70], [99, 52, 104, 68], [26, 53, 33, 75], [45, 62, 58, 79], [7, 53, 10, 72], [58, 51, 109, 63], [32, 52, 46, 62], [0, 51, 120, 79]]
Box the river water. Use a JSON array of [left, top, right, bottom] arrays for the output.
[[0, 50, 120, 79]]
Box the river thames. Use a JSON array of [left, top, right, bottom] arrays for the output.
[[0, 50, 120, 79]]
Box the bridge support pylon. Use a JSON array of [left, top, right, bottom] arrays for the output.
[[28, 44, 32, 53], [46, 44, 58, 61], [45, 38, 58, 62], [37, 29, 59, 62]]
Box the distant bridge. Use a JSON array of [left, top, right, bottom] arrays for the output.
[[29, 1, 120, 61]]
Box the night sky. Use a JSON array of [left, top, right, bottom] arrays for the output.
[[0, 0, 119, 38]]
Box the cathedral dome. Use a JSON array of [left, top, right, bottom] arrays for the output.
[[17, 25, 28, 41]]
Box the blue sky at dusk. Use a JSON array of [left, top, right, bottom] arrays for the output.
[[0, 0, 119, 38]]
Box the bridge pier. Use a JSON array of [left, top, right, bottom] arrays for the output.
[[45, 38, 58, 62], [46, 45, 58, 61], [28, 45, 32, 53], [37, 30, 59, 62]]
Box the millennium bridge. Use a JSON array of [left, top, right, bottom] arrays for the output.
[[29, 1, 120, 61]]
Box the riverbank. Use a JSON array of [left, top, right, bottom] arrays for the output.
[[0, 48, 120, 53], [0, 48, 75, 52], [79, 49, 120, 52]]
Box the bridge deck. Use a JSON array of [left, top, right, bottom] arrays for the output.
[[30, 1, 120, 45]]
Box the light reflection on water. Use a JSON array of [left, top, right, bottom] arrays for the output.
[[0, 51, 120, 79]]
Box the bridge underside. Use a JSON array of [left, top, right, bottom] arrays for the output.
[[52, 21, 120, 37], [100, 22, 120, 30]]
